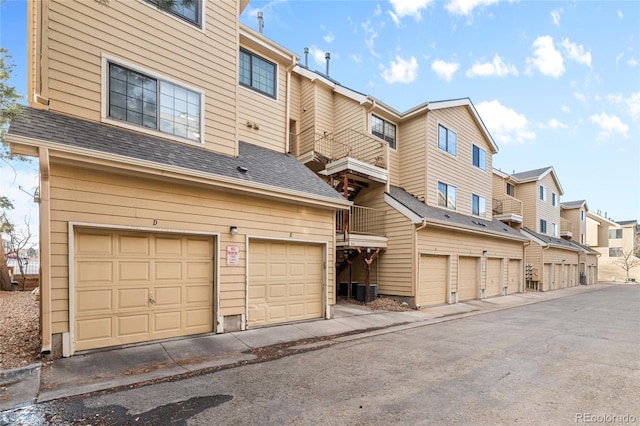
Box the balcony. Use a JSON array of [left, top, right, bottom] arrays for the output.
[[561, 218, 573, 239], [492, 197, 523, 224], [290, 127, 388, 183], [336, 205, 387, 249]]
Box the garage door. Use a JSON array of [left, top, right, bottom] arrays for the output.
[[544, 263, 552, 291], [74, 229, 214, 351], [507, 259, 520, 294], [249, 240, 323, 327], [485, 258, 502, 298], [458, 257, 478, 301], [419, 255, 448, 306], [554, 264, 562, 289]]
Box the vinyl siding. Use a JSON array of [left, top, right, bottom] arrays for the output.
[[334, 93, 364, 133], [425, 107, 494, 216], [536, 173, 561, 235], [397, 115, 427, 199], [38, 0, 238, 156], [48, 162, 335, 334], [519, 182, 537, 230], [299, 78, 316, 133], [315, 84, 334, 134]]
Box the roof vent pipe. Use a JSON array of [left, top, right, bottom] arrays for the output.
[[325, 52, 330, 76], [304, 47, 309, 67], [257, 11, 264, 33]]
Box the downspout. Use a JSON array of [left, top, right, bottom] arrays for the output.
[[285, 55, 296, 154], [414, 220, 427, 305], [39, 147, 52, 354]]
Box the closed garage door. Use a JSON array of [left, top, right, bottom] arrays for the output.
[[544, 263, 552, 291], [249, 240, 323, 327], [74, 229, 214, 351], [485, 258, 502, 298], [458, 257, 478, 301], [419, 255, 448, 306], [507, 259, 520, 294], [554, 264, 562, 289]]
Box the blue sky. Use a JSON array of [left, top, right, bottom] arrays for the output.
[[1, 0, 638, 239]]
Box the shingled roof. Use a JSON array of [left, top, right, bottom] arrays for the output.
[[386, 186, 528, 241], [520, 227, 583, 251], [511, 166, 553, 181], [7, 107, 349, 205]]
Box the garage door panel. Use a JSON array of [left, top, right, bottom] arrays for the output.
[[508, 260, 520, 294], [249, 241, 323, 327], [118, 288, 148, 309], [486, 258, 502, 298], [75, 229, 214, 351], [419, 255, 448, 307], [458, 257, 478, 301], [77, 290, 113, 312]]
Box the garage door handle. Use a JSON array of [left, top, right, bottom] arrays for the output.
[[149, 291, 156, 304]]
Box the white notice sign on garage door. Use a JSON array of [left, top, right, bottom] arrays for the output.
[[227, 245, 240, 266]]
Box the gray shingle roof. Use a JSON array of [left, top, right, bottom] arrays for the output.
[[8, 107, 348, 204], [511, 166, 552, 181], [387, 186, 528, 241], [569, 240, 600, 255], [617, 220, 638, 226], [561, 200, 586, 209], [521, 227, 582, 251]]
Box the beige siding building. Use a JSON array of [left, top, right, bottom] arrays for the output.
[[587, 213, 639, 282]]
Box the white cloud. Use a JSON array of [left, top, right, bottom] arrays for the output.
[[305, 46, 330, 68], [608, 92, 640, 122], [389, 0, 433, 22], [374, 4, 382, 16], [551, 8, 562, 25], [431, 59, 459, 81], [628, 57, 638, 68], [361, 20, 379, 57], [466, 54, 518, 77], [381, 55, 419, 84], [589, 113, 629, 140], [388, 10, 401, 26], [618, 10, 623, 19], [561, 39, 592, 68], [525, 36, 564, 78], [477, 100, 536, 145], [323, 31, 335, 43], [351, 54, 362, 65], [573, 92, 587, 103], [445, 0, 502, 16], [561, 105, 571, 113], [544, 118, 568, 129]]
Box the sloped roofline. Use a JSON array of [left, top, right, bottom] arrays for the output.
[[511, 166, 564, 196], [561, 200, 588, 211]]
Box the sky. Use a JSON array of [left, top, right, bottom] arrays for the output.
[[0, 0, 638, 249]]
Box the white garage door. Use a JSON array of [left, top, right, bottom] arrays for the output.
[[507, 259, 521, 294], [485, 258, 502, 298], [458, 257, 478, 301], [74, 229, 214, 351], [419, 254, 448, 306], [249, 240, 324, 327]]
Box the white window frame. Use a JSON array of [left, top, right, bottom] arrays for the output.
[[472, 194, 486, 217], [370, 114, 397, 150], [101, 54, 205, 146], [552, 222, 558, 237], [552, 192, 557, 206], [540, 219, 547, 234], [539, 185, 547, 201], [141, 0, 207, 32], [438, 124, 457, 156], [472, 145, 486, 171], [438, 181, 457, 210]]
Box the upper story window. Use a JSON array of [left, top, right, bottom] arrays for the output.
[[552, 222, 558, 237], [108, 63, 201, 142], [539, 185, 546, 201], [609, 247, 623, 257], [540, 219, 547, 234], [552, 192, 558, 206], [581, 210, 585, 221], [371, 115, 397, 149], [438, 181, 456, 210], [438, 124, 457, 156], [240, 49, 276, 98], [146, 0, 201, 27], [608, 229, 623, 239], [506, 182, 515, 197], [472, 145, 486, 170], [472, 194, 486, 217]]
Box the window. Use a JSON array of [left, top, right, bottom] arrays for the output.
[[438, 182, 456, 210], [371, 115, 397, 149], [240, 49, 276, 98], [581, 234, 585, 244], [608, 229, 623, 239], [108, 63, 201, 142], [438, 124, 457, 155], [552, 222, 558, 237], [581, 210, 585, 221], [539, 185, 546, 201], [472, 194, 486, 217], [609, 247, 623, 257], [472, 145, 486, 170], [146, 0, 201, 26], [540, 219, 547, 234], [552, 193, 557, 207], [506, 182, 515, 197]]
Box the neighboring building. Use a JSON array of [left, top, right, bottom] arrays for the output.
[[587, 213, 639, 282], [560, 200, 588, 245]]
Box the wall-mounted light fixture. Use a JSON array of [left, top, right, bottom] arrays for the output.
[[482, 250, 488, 256], [230, 226, 239, 235]]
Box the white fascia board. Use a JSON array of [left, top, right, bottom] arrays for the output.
[[384, 193, 423, 224]]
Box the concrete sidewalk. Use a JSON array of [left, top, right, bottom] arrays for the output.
[[0, 284, 611, 411]]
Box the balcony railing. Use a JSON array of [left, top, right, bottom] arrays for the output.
[[291, 127, 387, 168], [492, 197, 523, 216], [336, 205, 385, 236]]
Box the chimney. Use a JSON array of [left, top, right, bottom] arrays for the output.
[[257, 11, 264, 34], [325, 52, 330, 76], [304, 47, 309, 68]]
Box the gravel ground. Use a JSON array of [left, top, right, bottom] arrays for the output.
[[0, 290, 41, 370]]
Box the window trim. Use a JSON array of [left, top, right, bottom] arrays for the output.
[[437, 181, 457, 210], [101, 54, 205, 146], [540, 219, 547, 234], [472, 194, 486, 217], [552, 192, 557, 207], [609, 247, 623, 257], [142, 0, 205, 31], [370, 114, 397, 150], [239, 48, 278, 99], [552, 222, 558, 237], [472, 145, 486, 171], [608, 229, 623, 239], [437, 123, 457, 156], [539, 185, 547, 201], [506, 182, 515, 197]]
